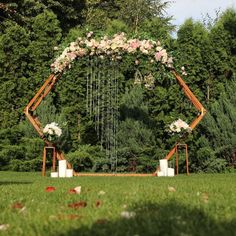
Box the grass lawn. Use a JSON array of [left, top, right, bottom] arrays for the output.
[[0, 172, 235, 236]]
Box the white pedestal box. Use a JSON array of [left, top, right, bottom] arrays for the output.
[[59, 160, 67, 177], [51, 172, 58, 178], [167, 168, 175, 177], [66, 169, 73, 178], [159, 159, 168, 176]]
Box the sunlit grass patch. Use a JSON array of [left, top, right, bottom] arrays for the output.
[[0, 172, 235, 236]]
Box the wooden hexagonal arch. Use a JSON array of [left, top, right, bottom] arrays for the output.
[[24, 35, 206, 176]]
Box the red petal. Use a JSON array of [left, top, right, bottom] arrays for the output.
[[11, 202, 24, 209], [95, 200, 101, 208], [68, 201, 87, 209], [45, 186, 56, 192], [68, 189, 76, 194]]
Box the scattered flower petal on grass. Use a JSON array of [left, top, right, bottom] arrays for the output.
[[68, 189, 77, 194], [11, 202, 24, 209], [0, 224, 9, 231], [168, 186, 176, 192], [45, 186, 56, 192], [95, 200, 102, 208], [74, 186, 81, 194], [68, 201, 87, 209], [98, 190, 106, 195], [19, 206, 27, 214], [121, 211, 136, 219]]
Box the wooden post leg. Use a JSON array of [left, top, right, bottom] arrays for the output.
[[176, 145, 179, 175], [52, 147, 56, 172], [42, 147, 46, 177], [186, 144, 190, 176]]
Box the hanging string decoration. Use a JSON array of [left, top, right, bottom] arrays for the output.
[[85, 57, 119, 170]]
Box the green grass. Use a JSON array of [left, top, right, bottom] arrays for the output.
[[0, 172, 236, 236]]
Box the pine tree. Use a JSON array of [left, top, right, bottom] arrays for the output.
[[0, 22, 30, 128], [199, 79, 236, 169], [175, 19, 210, 101]]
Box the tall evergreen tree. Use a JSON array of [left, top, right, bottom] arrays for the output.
[[0, 22, 30, 128], [175, 19, 209, 101], [197, 79, 236, 170]]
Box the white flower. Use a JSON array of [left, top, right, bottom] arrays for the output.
[[43, 122, 62, 139], [48, 129, 53, 135], [169, 119, 191, 134], [121, 211, 136, 219], [98, 190, 106, 195]]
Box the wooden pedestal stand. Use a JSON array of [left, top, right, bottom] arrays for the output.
[[42, 146, 56, 177], [175, 143, 189, 176]]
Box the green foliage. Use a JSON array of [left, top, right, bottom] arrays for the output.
[[195, 79, 236, 171], [8, 158, 42, 172], [175, 19, 210, 100], [66, 145, 106, 172], [115, 86, 157, 172], [66, 149, 93, 172], [37, 94, 71, 151], [0, 22, 30, 128], [105, 20, 129, 36], [0, 125, 44, 171]]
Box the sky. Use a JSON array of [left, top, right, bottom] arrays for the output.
[[166, 0, 236, 27]]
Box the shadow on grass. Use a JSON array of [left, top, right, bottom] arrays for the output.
[[60, 201, 236, 236], [0, 181, 33, 185]]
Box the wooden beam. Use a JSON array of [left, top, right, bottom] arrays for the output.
[[155, 69, 207, 173]]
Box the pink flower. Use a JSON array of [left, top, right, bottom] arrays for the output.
[[50, 33, 171, 73], [77, 48, 86, 57], [155, 51, 162, 61], [87, 31, 93, 38], [67, 52, 77, 60], [128, 39, 140, 50]]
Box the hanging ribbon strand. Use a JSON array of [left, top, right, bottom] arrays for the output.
[[86, 57, 119, 172]]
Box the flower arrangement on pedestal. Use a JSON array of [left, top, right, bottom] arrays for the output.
[[169, 119, 192, 136], [43, 122, 62, 142]]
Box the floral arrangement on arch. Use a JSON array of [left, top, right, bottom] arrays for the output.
[[51, 32, 173, 73], [43, 122, 62, 142], [169, 119, 192, 136]]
